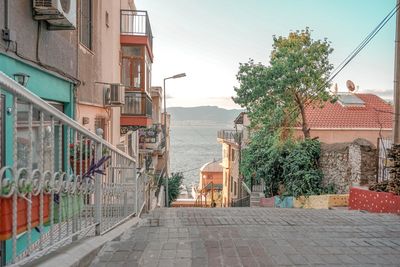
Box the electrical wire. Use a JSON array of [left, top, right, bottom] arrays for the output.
[[176, 158, 222, 174], [281, 2, 400, 128]]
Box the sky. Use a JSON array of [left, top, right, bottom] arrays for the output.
[[135, 0, 397, 109]]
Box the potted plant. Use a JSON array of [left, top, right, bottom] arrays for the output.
[[0, 181, 50, 241], [69, 139, 94, 175]]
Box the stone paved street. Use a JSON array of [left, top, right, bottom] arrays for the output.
[[90, 208, 400, 267]]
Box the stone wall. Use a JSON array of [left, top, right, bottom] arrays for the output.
[[319, 138, 377, 193]]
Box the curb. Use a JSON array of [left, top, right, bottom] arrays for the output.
[[22, 217, 140, 267]]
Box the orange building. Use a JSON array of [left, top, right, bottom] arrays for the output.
[[197, 160, 223, 207]]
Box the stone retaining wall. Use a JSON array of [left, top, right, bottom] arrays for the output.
[[319, 138, 377, 193]]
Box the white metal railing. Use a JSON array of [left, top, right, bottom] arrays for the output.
[[242, 181, 251, 195], [0, 71, 146, 266]]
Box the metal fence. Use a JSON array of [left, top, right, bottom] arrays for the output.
[[252, 179, 265, 193], [120, 10, 153, 51], [0, 71, 146, 266], [231, 195, 250, 207], [377, 137, 393, 182], [217, 129, 242, 143]]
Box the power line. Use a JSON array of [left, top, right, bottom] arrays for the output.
[[284, 2, 400, 127], [176, 158, 222, 174], [329, 3, 399, 83]]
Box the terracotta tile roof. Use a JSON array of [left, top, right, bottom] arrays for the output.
[[305, 94, 393, 129]]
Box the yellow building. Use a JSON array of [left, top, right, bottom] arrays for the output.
[[217, 113, 250, 207]]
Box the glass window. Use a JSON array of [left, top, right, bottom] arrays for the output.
[[121, 58, 131, 88], [133, 58, 142, 88], [0, 95, 4, 167], [122, 46, 142, 57], [80, 0, 92, 49], [16, 101, 64, 171], [122, 93, 143, 114]]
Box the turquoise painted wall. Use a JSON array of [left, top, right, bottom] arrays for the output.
[[0, 53, 75, 263], [0, 53, 74, 104]]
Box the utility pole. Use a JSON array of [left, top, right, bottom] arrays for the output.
[[393, 0, 400, 144]]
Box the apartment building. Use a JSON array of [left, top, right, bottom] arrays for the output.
[[217, 112, 250, 207]]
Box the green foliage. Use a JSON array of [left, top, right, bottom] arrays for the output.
[[241, 130, 293, 197], [241, 132, 334, 198], [233, 28, 334, 138], [165, 172, 184, 206], [282, 139, 324, 197]]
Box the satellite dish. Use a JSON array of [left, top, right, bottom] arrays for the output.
[[346, 80, 356, 92]]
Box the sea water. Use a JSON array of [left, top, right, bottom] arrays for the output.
[[169, 120, 232, 188]]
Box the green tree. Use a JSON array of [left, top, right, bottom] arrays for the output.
[[234, 28, 334, 139], [165, 172, 184, 206]]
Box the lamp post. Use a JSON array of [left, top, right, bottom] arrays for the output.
[[163, 73, 186, 207]]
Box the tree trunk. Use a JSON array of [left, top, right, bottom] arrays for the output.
[[295, 93, 311, 139]]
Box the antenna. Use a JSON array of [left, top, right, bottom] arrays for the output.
[[346, 80, 356, 92]]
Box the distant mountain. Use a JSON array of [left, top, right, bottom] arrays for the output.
[[167, 106, 243, 124]]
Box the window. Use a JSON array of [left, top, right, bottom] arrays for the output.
[[230, 176, 233, 192], [234, 181, 237, 196], [231, 148, 235, 162], [121, 48, 143, 90], [80, 0, 92, 50], [122, 92, 143, 115], [145, 51, 152, 94], [0, 95, 4, 168], [17, 101, 63, 171]]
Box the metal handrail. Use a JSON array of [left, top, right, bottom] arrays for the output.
[[0, 71, 135, 163], [231, 195, 250, 207], [217, 129, 242, 143], [0, 71, 145, 266], [242, 181, 251, 195]]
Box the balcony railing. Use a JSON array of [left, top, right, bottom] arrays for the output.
[[122, 92, 152, 117], [0, 72, 147, 266], [217, 129, 242, 144], [121, 10, 153, 51]]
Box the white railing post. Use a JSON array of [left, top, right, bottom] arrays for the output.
[[94, 129, 104, 236], [135, 170, 139, 215]]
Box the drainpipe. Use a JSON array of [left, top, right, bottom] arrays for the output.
[[394, 0, 400, 144], [4, 0, 8, 29]]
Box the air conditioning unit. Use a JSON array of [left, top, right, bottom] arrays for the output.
[[33, 0, 77, 30], [105, 84, 125, 106]]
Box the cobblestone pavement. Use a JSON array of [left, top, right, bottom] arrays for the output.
[[90, 208, 400, 267]]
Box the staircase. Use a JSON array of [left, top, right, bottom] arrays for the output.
[[250, 192, 263, 207], [250, 180, 265, 207]]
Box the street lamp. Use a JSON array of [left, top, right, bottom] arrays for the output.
[[163, 73, 186, 207]]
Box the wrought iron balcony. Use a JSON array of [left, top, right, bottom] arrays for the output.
[[217, 129, 242, 144], [120, 10, 153, 51]]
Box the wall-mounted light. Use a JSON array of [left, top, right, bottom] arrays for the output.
[[13, 73, 30, 87]]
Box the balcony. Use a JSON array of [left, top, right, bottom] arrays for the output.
[[121, 92, 153, 128], [121, 10, 153, 57], [217, 129, 242, 144]]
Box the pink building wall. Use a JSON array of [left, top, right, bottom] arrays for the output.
[[295, 128, 392, 145]]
